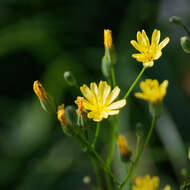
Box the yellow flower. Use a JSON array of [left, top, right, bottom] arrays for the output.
[[80, 81, 126, 122], [133, 175, 171, 190], [131, 29, 170, 67], [133, 175, 159, 190], [135, 79, 168, 104], [104, 29, 112, 48], [57, 104, 67, 125], [117, 135, 128, 156], [33, 80, 48, 100], [75, 96, 85, 115]]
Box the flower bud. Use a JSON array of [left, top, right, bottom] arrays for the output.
[[104, 29, 112, 49], [83, 176, 91, 184], [169, 16, 182, 25], [181, 36, 190, 54], [65, 106, 78, 126], [64, 71, 77, 86], [57, 104, 67, 126], [188, 147, 190, 160], [117, 135, 132, 162], [33, 80, 56, 113], [101, 55, 112, 78]]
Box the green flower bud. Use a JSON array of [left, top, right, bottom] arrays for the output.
[[33, 80, 56, 113], [181, 36, 190, 54], [188, 147, 190, 160], [64, 71, 77, 86], [39, 97, 56, 113], [169, 16, 182, 25], [101, 55, 111, 78], [65, 106, 78, 126]]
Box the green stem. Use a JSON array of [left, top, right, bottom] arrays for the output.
[[181, 23, 190, 37], [124, 67, 146, 99], [92, 122, 101, 148], [111, 67, 116, 87], [75, 130, 120, 185], [105, 117, 119, 190], [91, 158, 104, 190], [119, 116, 158, 190]]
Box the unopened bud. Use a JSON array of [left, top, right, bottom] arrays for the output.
[[181, 168, 188, 177], [117, 135, 132, 162], [101, 55, 111, 78], [75, 96, 85, 115], [33, 80, 48, 100], [83, 176, 91, 184], [104, 29, 112, 49], [181, 36, 190, 54], [57, 104, 67, 126], [169, 16, 182, 25], [33, 80, 56, 113], [188, 147, 190, 160], [64, 71, 77, 86], [65, 106, 78, 126]]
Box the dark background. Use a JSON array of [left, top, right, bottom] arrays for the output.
[[0, 0, 190, 189]]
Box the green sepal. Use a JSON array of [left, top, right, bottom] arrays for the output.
[[180, 36, 190, 54], [39, 96, 56, 113], [148, 102, 163, 118]]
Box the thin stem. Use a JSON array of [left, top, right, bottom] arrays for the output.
[[92, 122, 101, 148], [111, 67, 116, 87], [105, 117, 119, 190], [91, 158, 104, 190], [124, 67, 146, 99], [119, 116, 158, 190], [181, 23, 190, 37], [75, 130, 120, 185], [106, 117, 119, 165]]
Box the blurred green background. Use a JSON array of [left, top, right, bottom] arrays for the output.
[[0, 0, 190, 189]]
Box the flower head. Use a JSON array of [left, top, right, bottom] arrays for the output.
[[75, 96, 85, 115], [133, 175, 171, 190], [135, 79, 168, 104], [133, 175, 159, 190], [104, 29, 112, 49], [33, 80, 48, 100], [131, 29, 169, 67], [57, 104, 67, 125], [117, 135, 128, 156], [80, 81, 126, 122]]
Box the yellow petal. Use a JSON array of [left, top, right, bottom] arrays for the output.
[[143, 61, 154, 67], [107, 110, 119, 115], [98, 81, 107, 103], [151, 29, 160, 44], [130, 40, 141, 51], [80, 84, 96, 104], [142, 30, 150, 47], [132, 53, 146, 62], [107, 99, 126, 110], [105, 86, 120, 105], [83, 99, 95, 110], [163, 185, 171, 190], [159, 37, 170, 49], [154, 50, 162, 60], [90, 82, 99, 100]]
